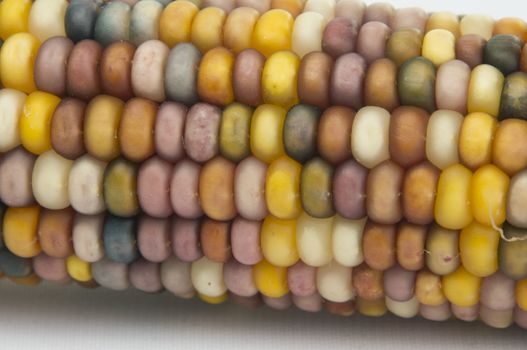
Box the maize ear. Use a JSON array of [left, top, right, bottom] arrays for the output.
[[0, 0, 526, 330]]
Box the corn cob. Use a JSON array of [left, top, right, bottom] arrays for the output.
[[0, 0, 526, 330]]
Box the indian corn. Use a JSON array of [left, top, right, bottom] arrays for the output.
[[0, 0, 526, 330]]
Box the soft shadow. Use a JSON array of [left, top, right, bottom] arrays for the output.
[[0, 281, 524, 350]]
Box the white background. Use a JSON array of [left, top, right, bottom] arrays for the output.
[[1, 0, 527, 349]]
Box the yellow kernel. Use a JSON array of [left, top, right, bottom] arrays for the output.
[[199, 292, 228, 304], [357, 298, 387, 317], [159, 1, 199, 46], [260, 215, 299, 267], [415, 270, 447, 306], [516, 279, 527, 311], [253, 259, 289, 298], [459, 221, 499, 277], [0, 0, 32, 39], [3, 206, 41, 258], [271, 0, 304, 17], [223, 7, 259, 54], [460, 14, 494, 40], [467, 64, 504, 117], [262, 51, 300, 109], [434, 164, 473, 230], [190, 7, 226, 52], [458, 112, 497, 170], [9, 274, 41, 286], [197, 47, 234, 107], [66, 255, 92, 282], [250, 104, 286, 163], [442, 265, 482, 307], [470, 164, 509, 226], [265, 156, 302, 220], [252, 9, 293, 57], [426, 11, 460, 37], [84, 95, 124, 162], [19, 91, 61, 155], [0, 32, 40, 93], [422, 29, 456, 66]]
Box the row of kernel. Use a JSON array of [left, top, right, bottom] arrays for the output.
[[1, 198, 526, 282], [0, 90, 186, 161], [65, 0, 349, 53], [0, 0, 305, 43], [4, 245, 526, 328], [0, 208, 525, 298], [1, 139, 524, 283], [0, 208, 243, 268], [258, 216, 527, 282], [67, 5, 527, 79], [3, 92, 527, 227], [67, 1, 355, 56], [0, 207, 249, 269], [192, 260, 527, 329], [65, 0, 304, 49], [76, 2, 527, 76], [0, 0, 67, 41], [2, 0, 526, 63], [0, 94, 519, 226], [0, 139, 495, 225], [0, 202, 526, 288], [0, 206, 212, 266], [2, 31, 526, 116], [24, 253, 112, 289], [3, 87, 526, 172], [0, 201, 525, 327], [61, 0, 527, 65]]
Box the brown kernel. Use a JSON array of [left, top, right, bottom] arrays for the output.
[[396, 222, 426, 271], [100, 41, 135, 101], [199, 156, 237, 221], [324, 299, 356, 316], [364, 58, 399, 111], [317, 106, 354, 165], [119, 98, 157, 163], [352, 263, 384, 300], [389, 106, 429, 168], [492, 119, 527, 176], [200, 218, 231, 263], [402, 161, 439, 225], [366, 160, 404, 225], [38, 208, 75, 259], [298, 51, 333, 109], [362, 221, 396, 271]]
